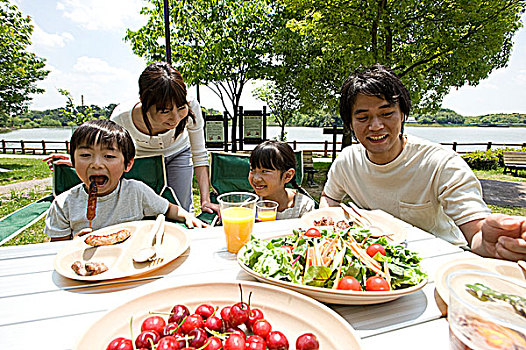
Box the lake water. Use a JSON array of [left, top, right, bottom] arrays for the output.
[[1, 126, 525, 153]]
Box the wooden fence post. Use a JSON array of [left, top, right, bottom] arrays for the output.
[[487, 142, 492, 151], [65, 140, 70, 153], [292, 140, 297, 150], [324, 140, 328, 157], [452, 142, 457, 152], [1, 140, 5, 154], [42, 140, 46, 155], [20, 140, 25, 154]]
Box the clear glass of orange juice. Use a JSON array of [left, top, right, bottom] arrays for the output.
[[256, 200, 278, 222], [217, 192, 258, 253]]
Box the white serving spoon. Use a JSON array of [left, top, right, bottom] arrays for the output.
[[132, 214, 165, 263]]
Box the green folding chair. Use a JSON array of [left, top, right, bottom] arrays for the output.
[[0, 155, 179, 245], [196, 151, 305, 225]]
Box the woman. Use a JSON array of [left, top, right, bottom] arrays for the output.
[[110, 62, 218, 215]]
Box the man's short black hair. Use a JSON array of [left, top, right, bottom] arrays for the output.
[[340, 64, 411, 136]]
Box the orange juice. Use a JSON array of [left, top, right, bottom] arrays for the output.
[[221, 207, 255, 253], [257, 210, 277, 222]]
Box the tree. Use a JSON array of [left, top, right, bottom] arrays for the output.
[[125, 0, 281, 150], [0, 0, 49, 127], [58, 89, 98, 126], [252, 81, 300, 141], [280, 0, 525, 113]]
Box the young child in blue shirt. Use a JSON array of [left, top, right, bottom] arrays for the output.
[[45, 119, 205, 240]]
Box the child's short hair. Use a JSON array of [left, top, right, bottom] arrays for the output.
[[69, 119, 135, 167], [250, 140, 296, 175]]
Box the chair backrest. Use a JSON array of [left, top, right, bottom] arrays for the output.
[[209, 151, 304, 195], [52, 155, 179, 205]]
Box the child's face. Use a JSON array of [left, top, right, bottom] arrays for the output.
[[73, 142, 133, 196], [248, 167, 293, 198]]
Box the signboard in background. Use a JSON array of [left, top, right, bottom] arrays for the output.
[[205, 113, 227, 150], [244, 115, 262, 139], [241, 107, 267, 146]]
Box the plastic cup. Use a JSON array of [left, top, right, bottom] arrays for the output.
[[256, 200, 278, 222], [447, 270, 526, 350], [217, 192, 258, 253]]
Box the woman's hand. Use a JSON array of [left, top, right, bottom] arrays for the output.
[[183, 213, 208, 229], [43, 154, 72, 170]]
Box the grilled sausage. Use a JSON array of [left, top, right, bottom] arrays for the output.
[[86, 180, 97, 223], [84, 229, 132, 247], [71, 260, 108, 276]]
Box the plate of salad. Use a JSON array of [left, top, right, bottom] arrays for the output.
[[238, 225, 427, 305]]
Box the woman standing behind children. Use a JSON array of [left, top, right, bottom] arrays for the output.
[[45, 120, 205, 241], [248, 140, 315, 220]]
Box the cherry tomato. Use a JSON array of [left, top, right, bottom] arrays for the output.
[[336, 276, 361, 291], [366, 243, 386, 258], [304, 228, 321, 237], [366, 276, 390, 291]]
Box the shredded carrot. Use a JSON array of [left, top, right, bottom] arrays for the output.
[[384, 260, 391, 285], [332, 255, 344, 289], [345, 240, 384, 276]]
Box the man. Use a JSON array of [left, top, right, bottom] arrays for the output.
[[321, 64, 526, 261]]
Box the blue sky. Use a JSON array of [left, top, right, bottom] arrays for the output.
[[14, 0, 526, 117]]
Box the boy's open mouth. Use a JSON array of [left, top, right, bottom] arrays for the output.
[[89, 175, 109, 186]]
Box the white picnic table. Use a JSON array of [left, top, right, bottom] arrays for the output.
[[0, 218, 478, 349]]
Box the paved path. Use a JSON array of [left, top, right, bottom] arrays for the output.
[[480, 179, 526, 208], [0, 177, 52, 196]]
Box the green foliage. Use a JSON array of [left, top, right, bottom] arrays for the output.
[[0, 0, 49, 127], [253, 81, 300, 140], [462, 150, 500, 170], [278, 0, 526, 113], [465, 113, 526, 125], [125, 0, 281, 120], [58, 89, 100, 125]]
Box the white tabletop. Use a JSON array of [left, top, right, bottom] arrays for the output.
[[0, 218, 476, 349]]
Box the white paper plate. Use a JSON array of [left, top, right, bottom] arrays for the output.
[[74, 281, 363, 349], [54, 221, 190, 281]]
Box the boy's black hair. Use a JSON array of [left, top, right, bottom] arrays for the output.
[[340, 64, 411, 139], [138, 62, 195, 138], [69, 119, 135, 168], [250, 140, 310, 197]]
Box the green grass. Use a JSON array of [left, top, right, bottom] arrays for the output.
[[473, 168, 526, 182], [0, 157, 51, 185]]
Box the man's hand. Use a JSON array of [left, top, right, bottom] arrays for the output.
[[480, 213, 526, 261], [43, 154, 72, 170]]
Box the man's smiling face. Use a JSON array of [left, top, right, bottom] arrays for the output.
[[350, 93, 405, 165]]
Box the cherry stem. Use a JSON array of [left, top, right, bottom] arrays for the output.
[[238, 283, 243, 305]]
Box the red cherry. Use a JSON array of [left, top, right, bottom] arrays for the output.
[[169, 304, 190, 324], [229, 302, 250, 326], [224, 333, 246, 350], [141, 315, 166, 335], [246, 308, 264, 330], [157, 336, 180, 350], [135, 330, 160, 349], [266, 331, 289, 350], [296, 333, 319, 350], [180, 314, 204, 334], [107, 337, 133, 350], [204, 315, 223, 333], [203, 336, 223, 350], [195, 304, 215, 319], [252, 319, 272, 339]]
